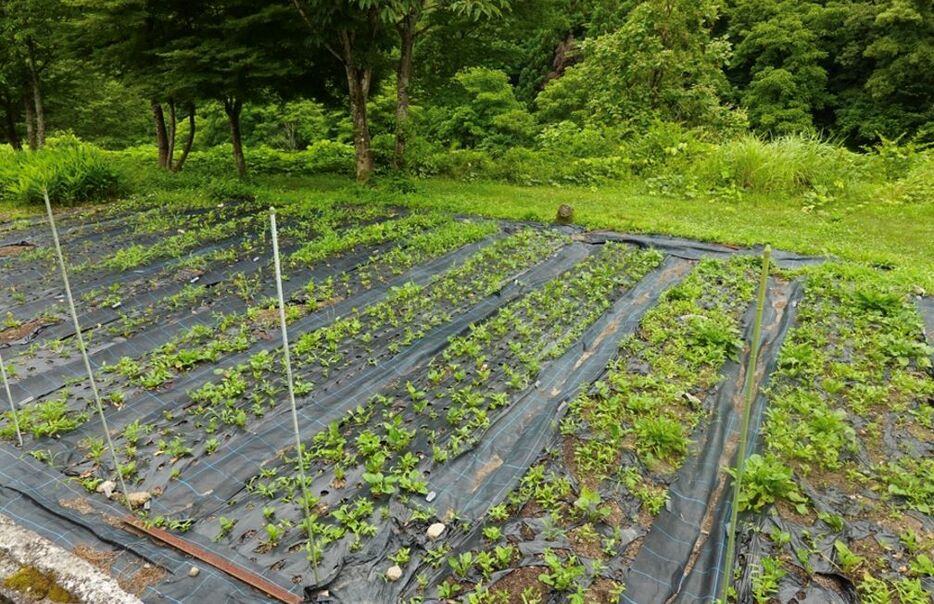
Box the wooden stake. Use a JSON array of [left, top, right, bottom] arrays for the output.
[[718, 245, 771, 603]]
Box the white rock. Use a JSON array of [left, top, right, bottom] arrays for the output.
[[127, 491, 151, 508], [426, 523, 446, 540], [188, 566, 200, 577], [96, 480, 116, 498], [385, 565, 403, 582]]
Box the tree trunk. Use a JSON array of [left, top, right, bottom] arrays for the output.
[[1, 97, 22, 151], [393, 10, 417, 170], [171, 104, 196, 173], [340, 32, 374, 182], [151, 100, 170, 169], [23, 95, 36, 151], [167, 98, 177, 166], [224, 97, 246, 178], [25, 39, 45, 148]]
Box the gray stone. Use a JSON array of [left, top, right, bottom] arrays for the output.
[[426, 523, 446, 540], [127, 491, 151, 508]]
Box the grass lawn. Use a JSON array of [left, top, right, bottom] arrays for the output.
[[3, 173, 932, 290], [259, 175, 934, 291]]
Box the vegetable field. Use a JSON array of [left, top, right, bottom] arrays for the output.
[[0, 198, 931, 604]]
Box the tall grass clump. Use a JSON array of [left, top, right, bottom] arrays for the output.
[[696, 134, 866, 195], [0, 135, 124, 205]]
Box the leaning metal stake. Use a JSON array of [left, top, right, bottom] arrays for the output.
[[269, 207, 320, 583], [43, 189, 131, 510], [0, 350, 23, 447]]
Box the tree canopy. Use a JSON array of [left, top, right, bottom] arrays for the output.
[[0, 0, 930, 178]]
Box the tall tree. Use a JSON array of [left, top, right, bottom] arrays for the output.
[[389, 0, 508, 169], [71, 0, 201, 170], [161, 1, 311, 176], [857, 0, 933, 142], [725, 0, 830, 135], [0, 0, 64, 148], [535, 0, 740, 131], [291, 0, 399, 181]]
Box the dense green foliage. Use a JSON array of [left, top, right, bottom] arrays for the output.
[[0, 0, 930, 183], [0, 135, 123, 205]]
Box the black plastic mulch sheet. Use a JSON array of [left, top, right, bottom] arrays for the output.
[[0, 207, 839, 604], [624, 279, 803, 604], [0, 445, 273, 603]]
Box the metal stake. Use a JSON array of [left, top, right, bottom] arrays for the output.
[[0, 351, 23, 447], [43, 190, 131, 510], [269, 207, 320, 582]]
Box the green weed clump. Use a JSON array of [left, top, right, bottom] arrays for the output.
[[2, 566, 77, 603], [695, 133, 863, 195], [0, 136, 124, 205]]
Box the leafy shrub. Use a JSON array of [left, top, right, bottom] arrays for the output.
[[487, 147, 551, 185], [536, 121, 620, 158], [735, 453, 808, 513], [206, 177, 255, 203], [303, 140, 354, 174], [695, 133, 864, 195], [430, 148, 494, 181], [878, 148, 934, 204], [438, 67, 537, 150], [1, 136, 124, 205]]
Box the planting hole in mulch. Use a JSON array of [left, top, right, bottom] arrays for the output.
[[0, 243, 34, 257]]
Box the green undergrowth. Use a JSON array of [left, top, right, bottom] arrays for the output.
[[737, 262, 934, 602], [228, 242, 663, 578], [444, 256, 761, 602]]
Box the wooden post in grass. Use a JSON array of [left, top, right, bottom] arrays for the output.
[[269, 207, 320, 582], [719, 245, 771, 604], [42, 189, 131, 510], [0, 351, 23, 447]]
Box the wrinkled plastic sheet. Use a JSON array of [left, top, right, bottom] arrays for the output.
[[581, 232, 825, 268], [622, 280, 803, 604], [0, 445, 276, 604], [0, 216, 835, 603]]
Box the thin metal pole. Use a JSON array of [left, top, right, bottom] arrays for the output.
[[0, 351, 23, 447], [269, 207, 319, 582], [43, 190, 131, 510], [719, 245, 771, 603]]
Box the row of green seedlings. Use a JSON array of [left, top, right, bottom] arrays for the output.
[[75, 203, 407, 342], [80, 198, 280, 273], [1, 196, 306, 337], [74, 196, 354, 310], [102, 215, 497, 393], [0, 210, 463, 430], [50, 229, 565, 499], [0, 193, 227, 268], [449, 256, 761, 603], [0, 194, 278, 342], [734, 264, 934, 604], [215, 244, 663, 587]]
